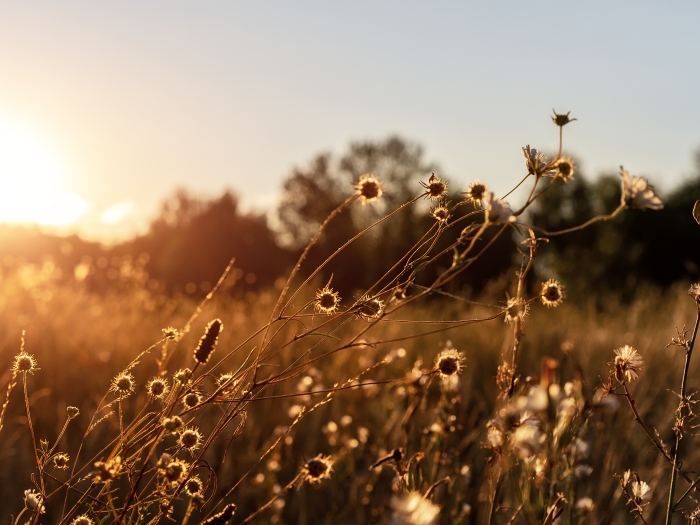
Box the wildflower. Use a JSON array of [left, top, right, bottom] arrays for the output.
[[147, 377, 170, 400], [201, 504, 237, 525], [356, 296, 384, 321], [355, 174, 383, 203], [553, 156, 575, 182], [71, 516, 94, 525], [110, 372, 135, 398], [631, 480, 652, 503], [483, 191, 514, 223], [540, 279, 565, 307], [164, 459, 188, 483], [301, 454, 333, 484], [162, 415, 184, 432], [551, 110, 577, 127], [463, 180, 487, 207], [486, 420, 504, 451], [429, 203, 450, 224], [185, 476, 203, 496], [53, 452, 70, 469], [183, 391, 202, 409], [575, 497, 594, 514], [434, 347, 464, 379], [23, 489, 45, 513], [621, 469, 633, 488], [314, 285, 341, 315], [93, 456, 122, 483], [194, 318, 223, 365], [162, 326, 180, 340], [12, 352, 39, 374], [522, 145, 555, 178], [620, 167, 663, 210], [689, 283, 700, 302], [420, 174, 448, 200], [174, 368, 192, 383], [67, 406, 80, 419], [512, 422, 544, 459], [613, 345, 644, 382], [504, 297, 529, 324], [390, 491, 440, 525], [179, 427, 203, 451]]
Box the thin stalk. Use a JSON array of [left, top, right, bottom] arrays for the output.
[[666, 302, 700, 524]]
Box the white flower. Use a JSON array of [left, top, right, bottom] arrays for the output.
[[390, 491, 440, 525], [522, 145, 556, 177], [620, 167, 663, 210], [512, 422, 544, 459], [24, 489, 45, 513], [575, 497, 595, 513], [482, 191, 514, 223], [632, 480, 652, 502], [613, 345, 644, 382]]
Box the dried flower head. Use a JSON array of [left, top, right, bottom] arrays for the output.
[[504, 297, 529, 324], [185, 476, 203, 496], [314, 286, 341, 315], [355, 174, 383, 203], [689, 283, 700, 302], [110, 372, 135, 398], [620, 167, 663, 210], [174, 368, 192, 383], [551, 110, 577, 127], [53, 452, 70, 469], [301, 454, 333, 484], [553, 156, 575, 182], [162, 326, 180, 340], [71, 516, 94, 525], [164, 459, 189, 483], [631, 480, 652, 503], [194, 319, 223, 365], [512, 423, 544, 459], [201, 504, 237, 525], [183, 391, 202, 409], [574, 497, 594, 514], [420, 174, 448, 200], [434, 347, 465, 379], [522, 145, 555, 177], [12, 352, 38, 374], [613, 345, 644, 383], [179, 428, 203, 451], [191, 492, 206, 507], [390, 491, 440, 525], [430, 203, 450, 224], [463, 180, 487, 207], [162, 415, 184, 432], [147, 377, 170, 400], [93, 456, 122, 483], [483, 191, 514, 223], [486, 420, 504, 451], [24, 489, 45, 513], [356, 296, 384, 321], [540, 279, 565, 307], [66, 406, 80, 419]]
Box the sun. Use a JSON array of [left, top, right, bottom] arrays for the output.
[[0, 118, 88, 226]]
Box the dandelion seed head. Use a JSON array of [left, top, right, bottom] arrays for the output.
[[420, 174, 448, 200], [53, 452, 70, 469], [147, 377, 169, 399], [541, 279, 565, 307], [315, 286, 341, 315], [301, 454, 333, 484], [110, 372, 135, 398], [356, 174, 383, 203]]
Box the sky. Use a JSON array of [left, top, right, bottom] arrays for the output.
[[0, 1, 699, 241]]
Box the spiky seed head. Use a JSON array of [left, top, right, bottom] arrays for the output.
[[110, 372, 135, 398], [185, 476, 203, 496], [301, 454, 333, 484], [355, 174, 383, 203], [66, 406, 80, 419], [191, 492, 206, 507], [421, 174, 448, 199], [12, 352, 38, 374], [53, 453, 70, 469], [430, 205, 450, 224], [435, 348, 465, 379], [93, 456, 122, 483], [174, 368, 192, 383], [541, 279, 565, 307], [201, 504, 237, 525], [24, 489, 45, 513], [552, 110, 577, 127], [464, 181, 487, 207], [157, 453, 173, 468], [194, 319, 223, 365], [162, 415, 184, 432], [315, 286, 341, 315], [162, 326, 180, 340], [165, 460, 188, 483], [217, 373, 235, 387], [183, 391, 202, 409], [147, 378, 170, 399], [179, 428, 203, 450], [553, 156, 575, 182], [356, 296, 384, 321], [504, 297, 529, 324], [71, 516, 94, 525]]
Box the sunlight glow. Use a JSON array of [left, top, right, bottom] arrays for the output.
[[0, 119, 88, 226]]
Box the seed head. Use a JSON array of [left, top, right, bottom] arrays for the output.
[[164, 459, 188, 483], [420, 174, 448, 200], [67, 406, 80, 419], [613, 345, 644, 383], [434, 348, 465, 379], [185, 476, 203, 496], [93, 456, 122, 483], [355, 174, 383, 203], [147, 377, 170, 399], [553, 156, 575, 182], [390, 491, 440, 525], [631, 480, 652, 503], [23, 489, 45, 513], [162, 415, 184, 432], [71, 516, 94, 525], [315, 286, 341, 315], [540, 279, 565, 308], [551, 110, 577, 127], [430, 203, 450, 224], [463, 180, 487, 207], [12, 352, 38, 374], [183, 391, 202, 409], [356, 296, 384, 321], [301, 454, 333, 484], [53, 452, 70, 469], [174, 368, 192, 383], [194, 319, 223, 365], [522, 145, 555, 178], [620, 166, 663, 210], [689, 283, 700, 302], [191, 492, 206, 507], [179, 427, 203, 451], [162, 326, 180, 340], [110, 372, 135, 398], [201, 504, 237, 525], [504, 297, 529, 324]]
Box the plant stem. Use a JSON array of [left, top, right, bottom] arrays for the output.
[[665, 302, 700, 524]]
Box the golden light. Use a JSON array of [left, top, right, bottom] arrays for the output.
[[0, 118, 88, 226]]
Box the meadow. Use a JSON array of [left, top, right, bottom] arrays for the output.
[[1, 113, 699, 524]]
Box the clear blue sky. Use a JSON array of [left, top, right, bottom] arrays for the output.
[[1, 1, 699, 239]]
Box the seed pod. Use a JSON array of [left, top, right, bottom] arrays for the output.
[[194, 319, 223, 365]]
